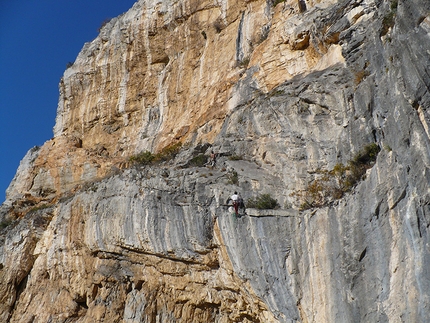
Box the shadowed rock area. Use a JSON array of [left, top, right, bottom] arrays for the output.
[[1, 0, 430, 322]]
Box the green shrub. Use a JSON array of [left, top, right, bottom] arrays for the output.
[[0, 219, 12, 230], [227, 171, 239, 185], [189, 154, 207, 167], [293, 143, 380, 210], [247, 194, 279, 209], [229, 155, 243, 161], [273, 0, 285, 6], [381, 1, 398, 36], [129, 151, 155, 165], [238, 56, 250, 68], [351, 143, 380, 166], [129, 142, 182, 166], [155, 142, 182, 162], [381, 12, 395, 35], [29, 204, 52, 213]]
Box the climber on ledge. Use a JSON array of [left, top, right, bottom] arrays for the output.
[[205, 150, 217, 167], [229, 192, 241, 215]]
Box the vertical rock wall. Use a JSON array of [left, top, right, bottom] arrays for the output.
[[5, 0, 347, 201], [1, 0, 430, 322]]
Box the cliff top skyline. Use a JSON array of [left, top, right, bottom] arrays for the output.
[[0, 0, 136, 203]]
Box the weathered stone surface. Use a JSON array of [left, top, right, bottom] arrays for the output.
[[1, 0, 430, 322]]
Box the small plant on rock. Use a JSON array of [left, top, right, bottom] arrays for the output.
[[293, 143, 381, 210], [238, 56, 250, 68], [351, 143, 380, 166], [155, 142, 182, 162], [29, 203, 52, 213], [129, 142, 182, 166], [272, 0, 286, 6], [229, 155, 243, 161], [380, 0, 398, 36], [247, 194, 279, 210], [189, 154, 208, 167], [129, 151, 155, 165], [384, 144, 392, 152], [227, 170, 239, 185], [0, 219, 12, 230]]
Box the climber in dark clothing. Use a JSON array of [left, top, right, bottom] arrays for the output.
[[298, 0, 307, 12]]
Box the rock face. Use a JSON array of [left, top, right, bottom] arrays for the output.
[[1, 0, 430, 322]]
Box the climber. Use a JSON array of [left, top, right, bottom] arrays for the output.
[[231, 191, 239, 215], [298, 0, 307, 12], [205, 150, 217, 167], [226, 191, 245, 216]]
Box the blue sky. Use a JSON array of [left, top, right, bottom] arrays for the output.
[[0, 0, 137, 203]]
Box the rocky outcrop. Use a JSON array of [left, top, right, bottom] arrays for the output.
[[1, 0, 430, 322]]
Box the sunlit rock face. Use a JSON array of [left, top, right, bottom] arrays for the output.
[[7, 0, 349, 200], [1, 0, 430, 322]]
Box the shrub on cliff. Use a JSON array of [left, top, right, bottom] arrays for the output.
[[129, 151, 155, 165], [129, 142, 182, 166], [188, 154, 207, 167], [247, 194, 279, 210], [293, 143, 381, 210], [272, 0, 286, 6], [380, 0, 398, 36], [0, 219, 12, 230], [227, 170, 239, 185], [155, 142, 182, 162], [229, 155, 243, 161]]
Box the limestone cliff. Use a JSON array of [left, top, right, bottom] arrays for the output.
[[1, 0, 430, 322]]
